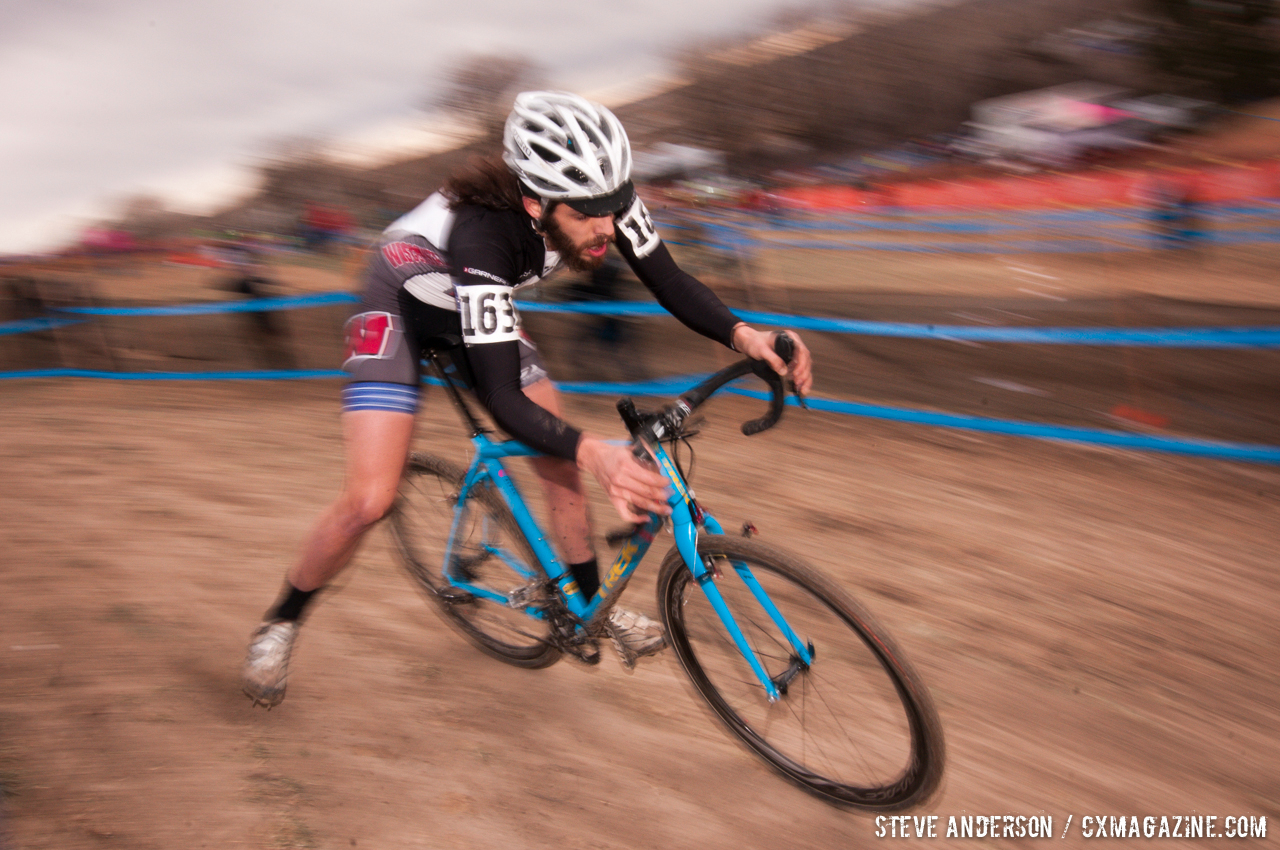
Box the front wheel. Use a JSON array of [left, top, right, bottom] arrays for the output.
[[390, 453, 560, 669], [656, 535, 944, 810]]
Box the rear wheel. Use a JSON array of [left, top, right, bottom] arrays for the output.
[[657, 535, 943, 810], [390, 453, 560, 669]]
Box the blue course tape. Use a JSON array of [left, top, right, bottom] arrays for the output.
[[1220, 107, 1280, 123], [723, 386, 1280, 465], [729, 308, 1280, 347], [555, 374, 714, 396], [4, 367, 1277, 464], [519, 301, 667, 316], [54, 291, 359, 316], [7, 291, 1279, 346], [12, 292, 1278, 347], [0, 316, 84, 335], [525, 301, 1280, 346], [0, 368, 345, 380]]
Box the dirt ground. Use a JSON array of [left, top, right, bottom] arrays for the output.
[[3, 231, 1280, 849]]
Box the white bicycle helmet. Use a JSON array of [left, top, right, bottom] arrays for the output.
[[503, 91, 635, 217]]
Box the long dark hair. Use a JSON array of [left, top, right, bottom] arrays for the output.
[[443, 153, 524, 212]]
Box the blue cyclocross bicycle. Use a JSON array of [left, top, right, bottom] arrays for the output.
[[389, 334, 944, 810]]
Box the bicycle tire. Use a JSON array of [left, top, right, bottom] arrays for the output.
[[656, 535, 944, 810], [390, 452, 561, 669]]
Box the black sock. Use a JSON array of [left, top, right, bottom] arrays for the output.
[[567, 558, 600, 600], [267, 583, 320, 623]]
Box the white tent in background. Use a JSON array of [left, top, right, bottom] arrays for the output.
[[953, 81, 1167, 166], [631, 142, 726, 180]]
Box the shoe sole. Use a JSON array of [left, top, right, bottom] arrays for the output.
[[243, 683, 286, 709]]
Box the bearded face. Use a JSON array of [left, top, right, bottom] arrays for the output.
[[541, 203, 614, 273]]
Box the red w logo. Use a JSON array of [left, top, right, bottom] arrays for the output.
[[343, 312, 392, 361]]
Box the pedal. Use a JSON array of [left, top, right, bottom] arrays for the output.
[[507, 583, 545, 610], [544, 596, 600, 665]]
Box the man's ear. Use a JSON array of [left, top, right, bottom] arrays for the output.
[[521, 196, 543, 220]]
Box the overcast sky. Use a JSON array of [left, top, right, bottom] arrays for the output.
[[1, 0, 892, 255]]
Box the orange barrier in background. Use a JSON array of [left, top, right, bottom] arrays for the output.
[[778, 160, 1280, 211]]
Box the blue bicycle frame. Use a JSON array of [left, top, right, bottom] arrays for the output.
[[439, 430, 813, 701]]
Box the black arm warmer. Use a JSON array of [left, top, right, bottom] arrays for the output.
[[465, 338, 582, 460], [617, 239, 740, 347]]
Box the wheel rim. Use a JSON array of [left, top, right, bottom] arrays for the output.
[[394, 464, 552, 658], [665, 551, 930, 807]]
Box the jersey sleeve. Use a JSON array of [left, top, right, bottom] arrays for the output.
[[613, 195, 741, 347], [449, 214, 583, 460]]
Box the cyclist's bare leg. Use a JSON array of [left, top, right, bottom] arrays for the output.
[[244, 408, 413, 707], [521, 378, 595, 565], [287, 409, 415, 591], [520, 378, 664, 654]]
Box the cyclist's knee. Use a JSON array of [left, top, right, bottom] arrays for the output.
[[338, 487, 396, 531]]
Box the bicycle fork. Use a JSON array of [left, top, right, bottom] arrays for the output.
[[669, 493, 815, 703]]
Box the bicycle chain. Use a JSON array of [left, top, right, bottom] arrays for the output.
[[542, 590, 601, 665]]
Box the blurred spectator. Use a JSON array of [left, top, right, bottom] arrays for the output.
[[218, 232, 295, 369], [1173, 184, 1205, 252], [300, 202, 352, 253], [3, 275, 45, 320], [1141, 175, 1204, 252], [568, 254, 647, 383], [741, 183, 786, 227]]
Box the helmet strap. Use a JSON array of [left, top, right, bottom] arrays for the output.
[[536, 199, 559, 234], [518, 183, 557, 234]]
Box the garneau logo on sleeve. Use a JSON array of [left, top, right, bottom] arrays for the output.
[[458, 284, 521, 344], [616, 195, 660, 259], [462, 266, 510, 286]]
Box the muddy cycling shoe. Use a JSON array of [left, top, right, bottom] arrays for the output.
[[242, 620, 298, 709], [604, 608, 666, 668]]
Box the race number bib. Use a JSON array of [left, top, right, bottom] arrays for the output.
[[616, 195, 660, 259], [458, 284, 521, 344]]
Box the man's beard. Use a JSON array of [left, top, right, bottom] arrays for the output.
[[543, 211, 611, 273]]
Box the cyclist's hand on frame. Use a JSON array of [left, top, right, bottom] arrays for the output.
[[576, 437, 673, 523], [731, 324, 813, 398]]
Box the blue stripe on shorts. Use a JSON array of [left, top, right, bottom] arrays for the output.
[[342, 382, 419, 414]]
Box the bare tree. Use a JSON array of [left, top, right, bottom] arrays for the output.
[[424, 54, 546, 141], [113, 194, 176, 241]]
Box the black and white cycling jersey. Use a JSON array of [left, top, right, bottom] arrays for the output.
[[345, 190, 741, 459]]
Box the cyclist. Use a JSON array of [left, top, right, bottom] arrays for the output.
[[243, 90, 813, 708]]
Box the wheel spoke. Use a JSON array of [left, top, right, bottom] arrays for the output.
[[660, 535, 943, 809], [390, 454, 561, 669]]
